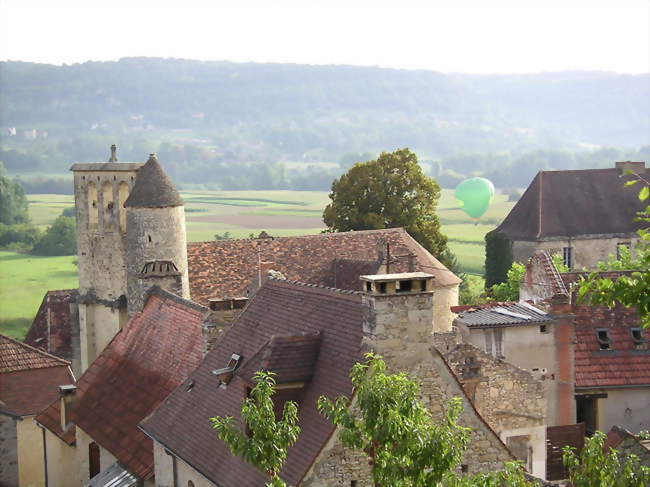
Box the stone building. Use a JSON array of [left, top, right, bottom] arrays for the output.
[[140, 274, 517, 487], [520, 251, 650, 435], [0, 334, 74, 487], [453, 300, 576, 428], [487, 161, 647, 272]]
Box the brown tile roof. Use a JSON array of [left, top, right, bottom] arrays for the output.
[[238, 332, 322, 384], [140, 279, 364, 487], [2, 367, 74, 417], [187, 228, 460, 306], [495, 166, 648, 240], [36, 395, 76, 445], [36, 288, 207, 479], [0, 334, 70, 373], [573, 304, 650, 389], [24, 289, 77, 362]]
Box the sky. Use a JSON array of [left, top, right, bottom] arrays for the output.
[[0, 0, 648, 74]]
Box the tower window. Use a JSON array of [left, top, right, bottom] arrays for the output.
[[148, 235, 152, 242], [596, 329, 611, 350]]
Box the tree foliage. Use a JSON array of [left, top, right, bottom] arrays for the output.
[[31, 215, 77, 256], [578, 177, 650, 328], [563, 431, 650, 487], [484, 230, 513, 288], [318, 353, 469, 486], [210, 371, 300, 487], [323, 148, 448, 258], [0, 164, 29, 225]]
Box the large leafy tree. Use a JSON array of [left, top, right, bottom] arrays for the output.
[[323, 148, 448, 258], [31, 215, 76, 256], [578, 176, 650, 328], [210, 371, 300, 487], [563, 431, 650, 486]]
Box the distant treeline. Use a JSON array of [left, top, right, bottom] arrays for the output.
[[3, 142, 649, 194]]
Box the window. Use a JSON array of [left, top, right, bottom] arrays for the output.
[[397, 280, 412, 293], [540, 324, 548, 334], [631, 328, 646, 349], [617, 242, 631, 260], [596, 329, 611, 350], [379, 282, 387, 294], [89, 442, 100, 479], [563, 247, 573, 269]]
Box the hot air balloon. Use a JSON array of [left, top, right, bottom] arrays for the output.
[[455, 177, 495, 222]]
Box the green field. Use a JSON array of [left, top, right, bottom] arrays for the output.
[[0, 189, 512, 339], [0, 251, 78, 339]]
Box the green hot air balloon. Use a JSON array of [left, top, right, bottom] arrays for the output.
[[455, 177, 495, 221]]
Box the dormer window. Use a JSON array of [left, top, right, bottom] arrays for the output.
[[596, 329, 611, 350], [212, 353, 242, 388], [631, 328, 646, 349]]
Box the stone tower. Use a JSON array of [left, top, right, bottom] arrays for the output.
[[124, 154, 189, 315], [71, 146, 143, 372]]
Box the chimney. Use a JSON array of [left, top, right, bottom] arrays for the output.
[[58, 384, 77, 430], [615, 161, 645, 175], [204, 297, 249, 353], [360, 272, 435, 368]]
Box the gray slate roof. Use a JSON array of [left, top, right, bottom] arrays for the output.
[[455, 302, 552, 328], [123, 154, 183, 208], [495, 165, 648, 240]]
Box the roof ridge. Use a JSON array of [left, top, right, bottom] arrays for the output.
[[145, 286, 209, 314], [0, 333, 71, 367], [267, 276, 363, 296], [189, 227, 407, 246]]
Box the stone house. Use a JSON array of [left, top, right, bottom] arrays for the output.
[[453, 300, 576, 428], [487, 161, 647, 273], [520, 251, 650, 435], [140, 273, 518, 487], [0, 334, 74, 487], [604, 426, 650, 467], [35, 288, 207, 487]]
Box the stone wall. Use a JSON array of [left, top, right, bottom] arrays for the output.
[[444, 344, 545, 433], [0, 414, 18, 487], [302, 347, 515, 486], [512, 234, 640, 271]]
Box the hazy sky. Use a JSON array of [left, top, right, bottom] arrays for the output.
[[1, 0, 648, 74]]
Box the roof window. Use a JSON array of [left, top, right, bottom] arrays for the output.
[[596, 329, 611, 350], [631, 328, 646, 349], [212, 353, 242, 388]]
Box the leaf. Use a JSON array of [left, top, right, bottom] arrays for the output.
[[639, 186, 649, 202], [624, 180, 638, 187]]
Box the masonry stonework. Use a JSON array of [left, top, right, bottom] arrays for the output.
[[0, 414, 18, 487]]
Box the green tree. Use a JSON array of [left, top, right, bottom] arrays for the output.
[[318, 353, 470, 486], [490, 254, 568, 301], [562, 431, 650, 486], [210, 371, 300, 487], [578, 177, 650, 328], [0, 163, 30, 224], [323, 148, 448, 258], [31, 215, 76, 256]]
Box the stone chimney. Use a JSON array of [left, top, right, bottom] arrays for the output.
[[58, 384, 77, 430], [615, 161, 645, 175], [360, 272, 435, 368]]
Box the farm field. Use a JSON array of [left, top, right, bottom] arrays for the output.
[[1, 189, 513, 339]]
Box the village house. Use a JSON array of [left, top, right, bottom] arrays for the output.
[[0, 335, 74, 487], [520, 251, 650, 435], [487, 161, 647, 271]]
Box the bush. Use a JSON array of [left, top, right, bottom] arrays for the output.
[[0, 223, 42, 248], [484, 230, 513, 288], [32, 216, 76, 256]]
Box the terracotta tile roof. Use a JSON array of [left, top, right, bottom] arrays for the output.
[[238, 332, 322, 384], [36, 396, 76, 445], [140, 279, 364, 487], [495, 166, 648, 240], [187, 228, 460, 306], [0, 334, 70, 373], [573, 304, 650, 389], [36, 288, 207, 479], [454, 302, 552, 328], [24, 289, 77, 362]]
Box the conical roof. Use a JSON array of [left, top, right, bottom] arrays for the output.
[[124, 154, 184, 208]]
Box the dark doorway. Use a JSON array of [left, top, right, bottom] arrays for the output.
[[576, 397, 598, 435], [89, 442, 100, 479]]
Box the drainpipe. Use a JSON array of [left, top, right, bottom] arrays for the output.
[[38, 423, 49, 487]]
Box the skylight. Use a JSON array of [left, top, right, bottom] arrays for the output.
[[493, 307, 531, 321]]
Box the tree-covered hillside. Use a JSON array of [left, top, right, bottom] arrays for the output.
[[0, 58, 648, 190]]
